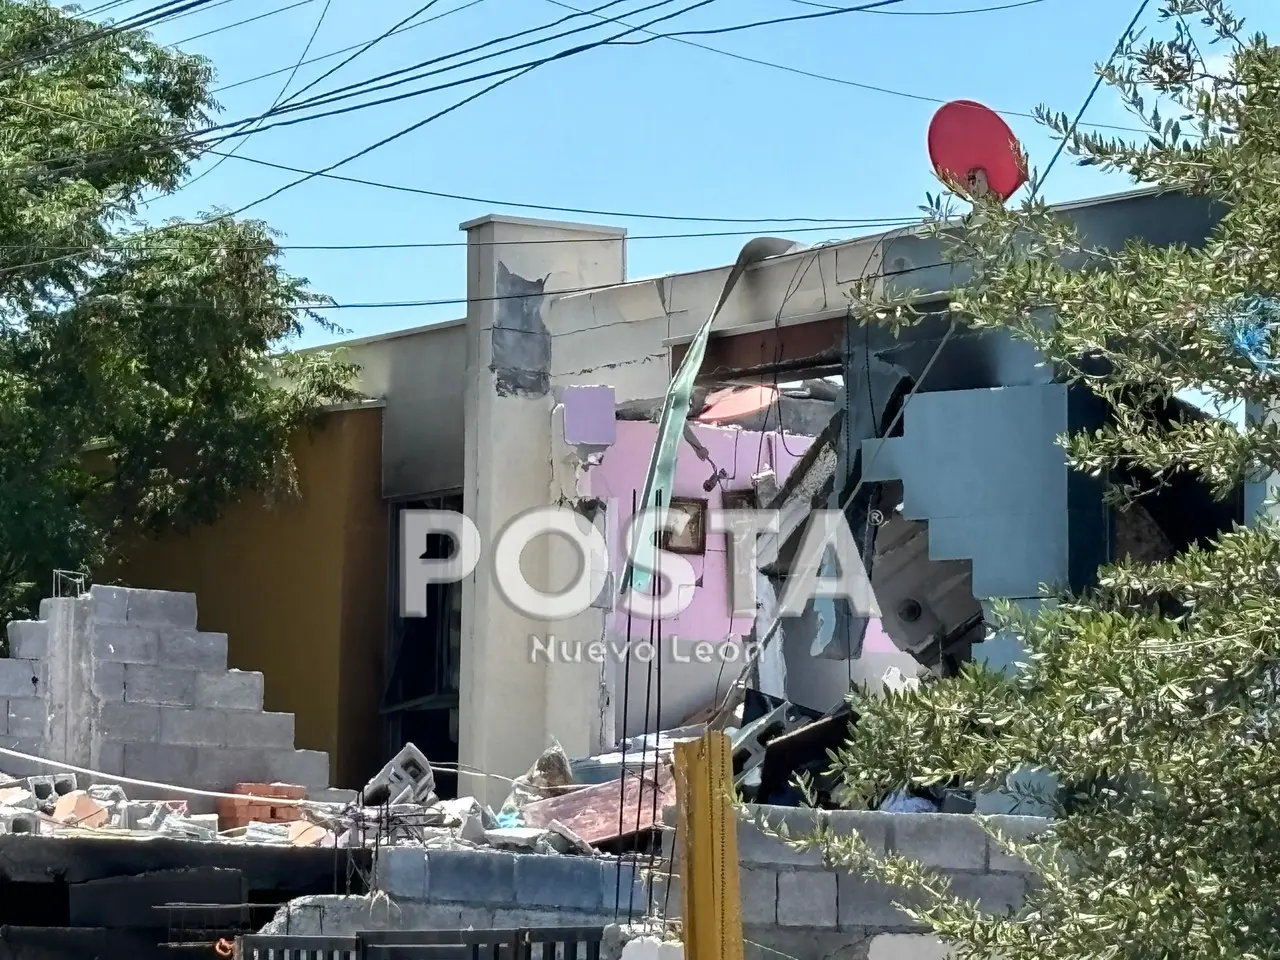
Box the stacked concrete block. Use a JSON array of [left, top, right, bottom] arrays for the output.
[[726, 806, 1048, 960], [374, 845, 648, 922], [0, 618, 51, 776], [0, 585, 329, 794], [86, 586, 329, 791]]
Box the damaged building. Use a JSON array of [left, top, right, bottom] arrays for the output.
[[0, 187, 1252, 956]]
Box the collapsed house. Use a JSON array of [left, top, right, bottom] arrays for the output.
[[0, 188, 1254, 955]]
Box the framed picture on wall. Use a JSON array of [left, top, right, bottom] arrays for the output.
[[721, 491, 755, 513], [660, 497, 708, 554]]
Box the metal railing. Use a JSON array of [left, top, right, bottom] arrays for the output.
[[237, 926, 606, 960]]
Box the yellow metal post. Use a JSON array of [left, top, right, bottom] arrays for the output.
[[674, 732, 745, 960]]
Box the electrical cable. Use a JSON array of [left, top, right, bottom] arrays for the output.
[[4, 1, 712, 187], [272, 0, 645, 118], [0, 92, 901, 224], [789, 0, 1049, 13], [222, 0, 730, 217], [0, 0, 221, 75], [16, 0, 1146, 184], [1040, 0, 1150, 186], [276, 0, 454, 109], [0, 221, 921, 254], [246, 0, 691, 122], [208, 0, 487, 95], [168, 0, 319, 48], [543, 0, 1146, 135], [176, 0, 334, 190]]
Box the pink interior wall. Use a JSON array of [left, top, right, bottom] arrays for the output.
[[585, 420, 811, 643]]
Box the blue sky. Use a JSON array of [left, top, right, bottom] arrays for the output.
[[130, 0, 1271, 380]]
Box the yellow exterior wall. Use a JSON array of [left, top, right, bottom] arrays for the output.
[[104, 405, 389, 788]]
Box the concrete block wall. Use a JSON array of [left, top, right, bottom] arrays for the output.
[[0, 586, 328, 792], [0, 618, 50, 775], [374, 846, 650, 919], [667, 806, 1046, 960]]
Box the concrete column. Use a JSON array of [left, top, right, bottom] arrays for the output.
[[458, 215, 626, 804]]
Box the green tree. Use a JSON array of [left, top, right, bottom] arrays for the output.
[[805, 1, 1280, 956], [0, 0, 356, 627]]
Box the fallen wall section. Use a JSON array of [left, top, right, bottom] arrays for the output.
[[1, 586, 328, 794]]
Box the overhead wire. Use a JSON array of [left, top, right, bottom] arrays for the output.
[[788, 0, 1050, 13], [2, 1, 712, 184], [271, 0, 647, 117], [176, 0, 335, 189], [15, 0, 1146, 185], [168, 0, 319, 48], [0, 89, 890, 225], [208, 0, 488, 95], [543, 0, 1146, 134], [0, 0, 222, 75], [222, 0, 735, 217], [275, 0, 455, 109]]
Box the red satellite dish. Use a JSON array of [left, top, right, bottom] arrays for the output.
[[927, 100, 1028, 202]]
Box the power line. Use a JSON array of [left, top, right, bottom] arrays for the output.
[[226, 0, 732, 216], [0, 91, 893, 224], [22, 0, 1144, 183], [277, 0, 454, 108], [543, 0, 1146, 134], [0, 220, 921, 255], [208, 0, 487, 95], [11, 246, 958, 311], [0, 0, 221, 75], [22, 0, 699, 178], [169, 0, 319, 47], [788, 0, 1049, 13], [264, 0, 688, 120], [178, 0, 334, 189], [1040, 0, 1151, 187]]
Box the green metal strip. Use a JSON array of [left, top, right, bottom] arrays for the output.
[[622, 237, 802, 596]]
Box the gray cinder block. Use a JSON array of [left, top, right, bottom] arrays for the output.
[[89, 586, 130, 623], [93, 662, 126, 701], [0, 660, 43, 698], [946, 871, 1029, 915], [740, 868, 779, 925], [159, 708, 228, 747], [159, 631, 228, 670], [738, 806, 825, 868], [125, 590, 197, 629], [375, 847, 428, 899], [222, 711, 294, 749], [92, 625, 158, 665], [983, 815, 1051, 874], [122, 743, 198, 783], [123, 665, 197, 706], [836, 873, 923, 929], [7, 621, 48, 660], [600, 860, 648, 916], [515, 854, 603, 910], [890, 814, 988, 871], [778, 870, 837, 928], [190, 747, 273, 789], [100, 702, 162, 743], [5, 698, 47, 738], [426, 849, 517, 904], [194, 670, 264, 711], [265, 749, 329, 789]]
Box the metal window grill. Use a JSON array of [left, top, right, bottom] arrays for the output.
[[237, 925, 606, 960]]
